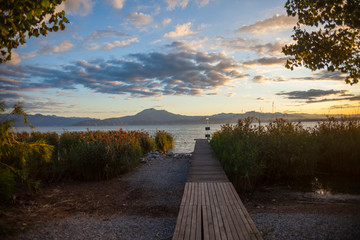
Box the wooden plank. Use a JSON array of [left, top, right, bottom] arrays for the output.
[[219, 183, 246, 240], [228, 185, 261, 239], [180, 182, 190, 206], [190, 205, 197, 240], [219, 183, 249, 240], [172, 204, 185, 240], [173, 139, 263, 240], [196, 203, 202, 240], [183, 202, 193, 240]]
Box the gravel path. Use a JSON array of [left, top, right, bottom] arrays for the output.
[[10, 153, 191, 240], [7, 152, 360, 240], [252, 213, 360, 240], [14, 216, 176, 240]]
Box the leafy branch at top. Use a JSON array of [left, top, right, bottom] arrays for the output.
[[282, 0, 360, 84], [0, 0, 69, 63]]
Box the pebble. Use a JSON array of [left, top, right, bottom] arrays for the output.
[[252, 213, 360, 240]]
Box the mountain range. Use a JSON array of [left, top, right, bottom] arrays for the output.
[[3, 108, 333, 127]]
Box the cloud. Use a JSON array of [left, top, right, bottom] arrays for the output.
[[276, 89, 360, 103], [64, 0, 93, 16], [243, 57, 287, 67], [206, 92, 219, 96], [165, 0, 190, 10], [328, 104, 360, 110], [82, 29, 132, 50], [236, 14, 297, 34], [7, 52, 21, 65], [277, 89, 350, 100], [227, 93, 235, 98], [216, 37, 284, 56], [108, 0, 125, 9], [252, 75, 270, 84], [86, 30, 130, 41], [164, 22, 195, 38], [256, 97, 265, 100], [126, 12, 153, 26], [53, 39, 74, 53], [163, 18, 172, 26], [166, 39, 206, 51], [103, 38, 139, 50], [1, 45, 246, 99], [165, 0, 211, 10]]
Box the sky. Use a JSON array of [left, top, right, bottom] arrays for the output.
[[1, 0, 360, 119]]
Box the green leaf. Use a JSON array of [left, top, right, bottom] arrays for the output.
[[41, 0, 50, 8], [35, 8, 42, 16]]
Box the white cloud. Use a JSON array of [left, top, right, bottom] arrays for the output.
[[63, 0, 93, 16], [103, 38, 139, 50], [7, 52, 21, 65], [165, 0, 189, 10], [227, 92, 235, 98], [108, 0, 125, 9], [127, 12, 153, 26], [165, 0, 210, 10], [164, 22, 194, 38], [163, 18, 172, 26], [53, 39, 74, 53], [236, 14, 297, 34]]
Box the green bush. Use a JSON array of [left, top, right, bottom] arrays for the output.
[[0, 167, 16, 203], [155, 130, 174, 152]]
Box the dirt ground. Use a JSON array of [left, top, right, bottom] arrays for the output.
[[1, 157, 360, 238], [1, 154, 190, 238], [242, 186, 360, 216]]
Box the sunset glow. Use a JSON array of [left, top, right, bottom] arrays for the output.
[[1, 0, 359, 119]]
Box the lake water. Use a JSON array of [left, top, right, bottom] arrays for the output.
[[14, 121, 319, 153]]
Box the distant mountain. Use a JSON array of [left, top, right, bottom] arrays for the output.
[[73, 108, 203, 126], [73, 108, 329, 126], [1, 108, 333, 128], [1, 114, 97, 127]]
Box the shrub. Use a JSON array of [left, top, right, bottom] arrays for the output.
[[0, 167, 16, 203], [155, 130, 174, 152]]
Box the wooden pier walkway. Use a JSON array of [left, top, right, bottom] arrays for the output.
[[173, 139, 262, 240]]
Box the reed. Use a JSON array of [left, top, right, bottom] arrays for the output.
[[155, 130, 174, 152], [1, 128, 173, 203], [210, 117, 360, 191]]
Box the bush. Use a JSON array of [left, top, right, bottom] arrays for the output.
[[0, 167, 16, 203], [155, 130, 174, 152]]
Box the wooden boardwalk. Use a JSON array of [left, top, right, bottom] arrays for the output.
[[173, 139, 262, 240]]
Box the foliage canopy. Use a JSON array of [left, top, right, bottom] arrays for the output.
[[0, 0, 68, 63], [282, 0, 360, 84]]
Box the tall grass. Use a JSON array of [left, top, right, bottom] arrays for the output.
[[155, 130, 174, 152], [210, 117, 360, 191], [0, 128, 173, 203]]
